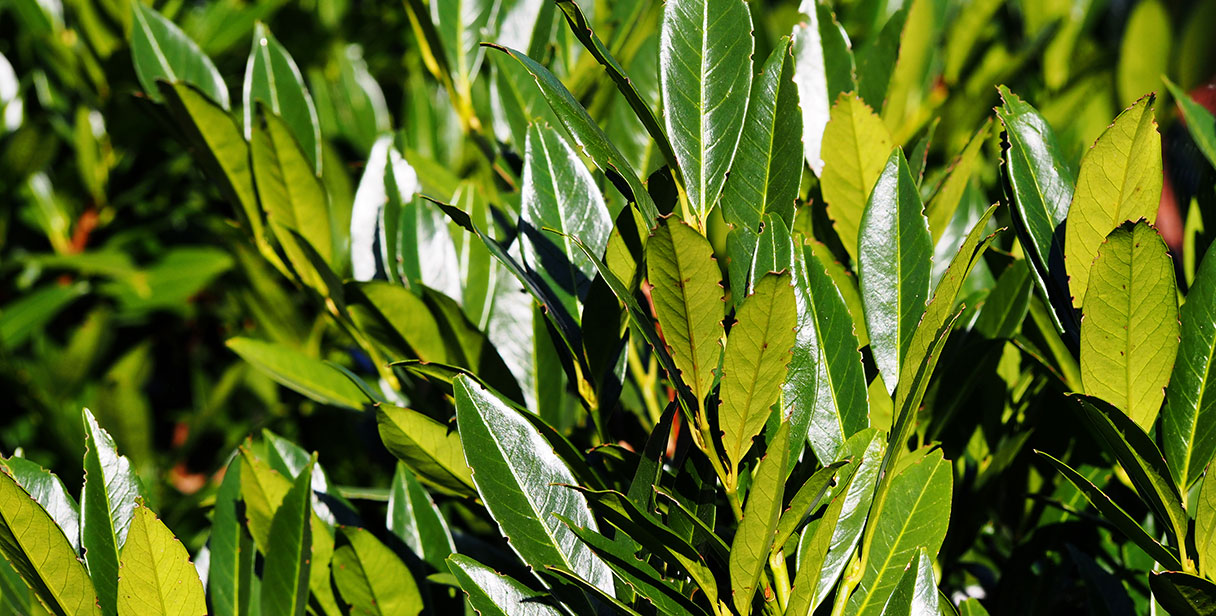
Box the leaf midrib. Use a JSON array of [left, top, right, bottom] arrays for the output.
[[0, 487, 79, 615], [852, 461, 941, 614]]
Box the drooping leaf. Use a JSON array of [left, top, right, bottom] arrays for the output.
[[0, 458, 79, 554], [1163, 246, 1216, 491], [115, 504, 207, 616], [722, 38, 801, 233], [520, 123, 612, 320], [486, 45, 658, 224], [260, 456, 314, 616], [719, 273, 797, 475], [447, 554, 564, 616], [81, 408, 146, 616], [0, 468, 100, 616], [243, 23, 321, 173], [1065, 94, 1162, 309], [730, 421, 791, 614], [1162, 79, 1216, 170], [130, 2, 228, 109], [646, 217, 725, 405], [659, 0, 753, 227], [454, 376, 613, 595], [847, 449, 952, 616], [1079, 221, 1179, 430], [1150, 571, 1216, 616], [821, 93, 895, 262], [1037, 451, 1182, 569], [376, 405, 475, 498], [226, 338, 369, 410], [996, 86, 1075, 334], [857, 148, 932, 394], [387, 463, 456, 573], [332, 527, 423, 616], [208, 456, 251, 616]]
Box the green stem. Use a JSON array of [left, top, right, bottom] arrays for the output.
[[694, 413, 743, 522], [829, 549, 862, 616], [769, 550, 791, 612], [1028, 297, 1082, 391]]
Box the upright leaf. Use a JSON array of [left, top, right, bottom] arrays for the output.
[[730, 422, 791, 614], [81, 408, 146, 616], [332, 527, 423, 616], [1197, 471, 1216, 578], [847, 449, 952, 616], [0, 458, 79, 554], [130, 2, 229, 109], [878, 548, 939, 616], [1065, 94, 1162, 308], [454, 376, 613, 595], [387, 463, 456, 573], [722, 38, 801, 233], [789, 244, 870, 465], [243, 23, 321, 173], [719, 273, 797, 475], [115, 504, 207, 616], [996, 86, 1075, 334], [813, 429, 886, 609], [858, 148, 932, 393], [249, 111, 333, 267], [487, 46, 658, 223], [793, 1, 856, 176], [659, 0, 753, 226], [208, 457, 251, 616], [521, 123, 612, 320], [447, 554, 564, 616], [1116, 0, 1170, 107], [1163, 246, 1216, 491], [646, 218, 725, 405], [0, 468, 100, 616], [925, 121, 989, 244], [431, 0, 493, 100], [821, 93, 894, 262], [260, 457, 314, 616], [1079, 221, 1179, 430]]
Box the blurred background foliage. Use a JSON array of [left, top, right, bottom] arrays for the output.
[[1, 0, 1214, 612]]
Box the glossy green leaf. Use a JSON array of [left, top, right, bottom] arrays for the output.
[[821, 93, 895, 262], [0, 468, 100, 616], [1150, 571, 1216, 616], [1037, 451, 1181, 569], [130, 1, 228, 109], [1071, 395, 1188, 551], [491, 52, 561, 153], [243, 23, 321, 173], [792, 242, 870, 464], [957, 599, 990, 616], [996, 86, 1075, 334], [855, 6, 907, 113], [730, 421, 790, 614], [226, 338, 369, 410], [847, 449, 952, 616], [447, 554, 563, 616], [454, 376, 613, 595], [720, 273, 797, 475], [812, 429, 886, 608], [722, 38, 801, 233], [250, 110, 333, 267], [376, 405, 475, 498], [646, 217, 725, 405], [521, 123, 611, 320], [260, 456, 314, 616], [1079, 221, 1179, 429], [793, 1, 856, 176], [1066, 94, 1162, 309], [773, 460, 849, 553], [431, 0, 493, 99], [878, 548, 939, 616], [787, 464, 855, 616], [486, 45, 658, 224], [208, 456, 251, 616], [332, 527, 423, 616], [1116, 0, 1170, 107], [387, 463, 455, 573], [659, 0, 753, 226], [1196, 471, 1216, 577], [858, 148, 932, 394], [81, 408, 146, 616], [1164, 245, 1216, 491], [0, 458, 79, 554], [115, 504, 206, 616], [1163, 79, 1216, 169]]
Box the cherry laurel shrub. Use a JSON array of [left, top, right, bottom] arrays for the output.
[[1, 1, 1216, 615]]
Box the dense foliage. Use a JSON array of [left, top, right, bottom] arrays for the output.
[[2, 0, 1216, 614]]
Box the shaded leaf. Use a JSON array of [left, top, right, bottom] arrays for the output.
[[387, 463, 456, 573], [130, 2, 228, 109], [1150, 571, 1216, 616]]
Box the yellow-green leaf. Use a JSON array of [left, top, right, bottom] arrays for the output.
[[116, 504, 206, 616], [821, 93, 894, 262], [1080, 221, 1179, 430], [729, 421, 790, 614], [1066, 94, 1162, 309], [332, 527, 423, 616]]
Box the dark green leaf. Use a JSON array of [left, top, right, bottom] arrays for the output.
[[447, 554, 563, 616], [130, 2, 228, 109], [1150, 571, 1216, 616], [243, 23, 321, 173], [1163, 245, 1216, 491], [260, 456, 314, 616], [1162, 78, 1216, 169], [0, 458, 79, 554], [208, 456, 251, 616], [81, 408, 146, 616], [387, 463, 455, 573], [878, 548, 939, 616], [772, 460, 849, 552]]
